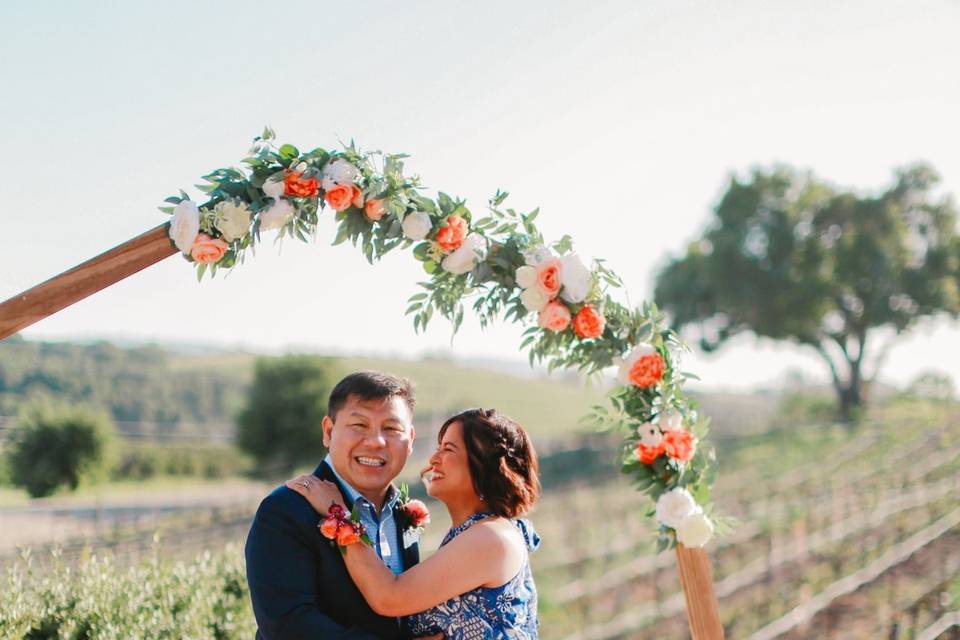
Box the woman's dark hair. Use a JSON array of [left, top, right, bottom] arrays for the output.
[[438, 408, 541, 518], [328, 371, 416, 421]]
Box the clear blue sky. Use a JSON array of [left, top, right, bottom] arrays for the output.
[[2, 0, 959, 390]]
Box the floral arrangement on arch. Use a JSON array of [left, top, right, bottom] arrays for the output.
[[160, 128, 723, 550]]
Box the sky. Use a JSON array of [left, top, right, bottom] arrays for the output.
[[2, 0, 959, 391]]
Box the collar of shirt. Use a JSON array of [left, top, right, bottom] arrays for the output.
[[324, 455, 401, 515]]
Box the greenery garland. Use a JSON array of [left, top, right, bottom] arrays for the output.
[[160, 128, 723, 550]]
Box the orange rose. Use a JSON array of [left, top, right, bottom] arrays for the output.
[[663, 429, 696, 462], [435, 215, 467, 253], [324, 183, 356, 211], [319, 516, 340, 540], [629, 353, 665, 388], [573, 304, 605, 339], [364, 198, 386, 222], [538, 300, 572, 332], [336, 522, 362, 546], [637, 441, 664, 465], [352, 186, 365, 208], [190, 234, 229, 264], [283, 170, 319, 198], [404, 499, 431, 528], [536, 259, 562, 299]]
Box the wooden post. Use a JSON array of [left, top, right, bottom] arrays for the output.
[[0, 223, 176, 340], [676, 543, 725, 639]]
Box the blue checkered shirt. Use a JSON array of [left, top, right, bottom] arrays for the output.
[[324, 455, 404, 575]]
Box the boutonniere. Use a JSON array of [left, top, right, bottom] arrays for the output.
[[395, 483, 430, 548]]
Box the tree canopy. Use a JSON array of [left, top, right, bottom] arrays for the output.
[[655, 164, 960, 418]]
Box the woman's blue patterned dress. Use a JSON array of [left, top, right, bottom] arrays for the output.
[[407, 512, 540, 640]]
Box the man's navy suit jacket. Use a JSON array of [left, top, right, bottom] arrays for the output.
[[245, 461, 420, 639]]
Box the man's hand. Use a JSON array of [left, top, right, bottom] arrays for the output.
[[415, 635, 443, 640]]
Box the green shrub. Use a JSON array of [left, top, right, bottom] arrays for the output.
[[7, 403, 117, 498], [0, 544, 253, 639], [111, 445, 249, 482]]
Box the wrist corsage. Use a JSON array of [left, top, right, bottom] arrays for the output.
[[319, 503, 373, 553]]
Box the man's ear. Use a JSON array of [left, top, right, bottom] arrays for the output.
[[322, 415, 334, 448], [407, 425, 416, 454]]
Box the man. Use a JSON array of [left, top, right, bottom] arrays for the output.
[[245, 370, 424, 639]]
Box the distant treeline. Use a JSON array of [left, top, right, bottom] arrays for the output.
[[0, 336, 248, 428]]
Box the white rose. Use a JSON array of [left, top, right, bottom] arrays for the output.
[[441, 233, 486, 275], [321, 159, 359, 190], [259, 199, 295, 231], [401, 211, 432, 240], [520, 287, 550, 312], [168, 200, 200, 254], [262, 176, 285, 200], [676, 511, 714, 548], [638, 422, 663, 448], [523, 246, 555, 267], [617, 343, 657, 386], [559, 253, 593, 303], [655, 488, 698, 530], [214, 201, 252, 243], [659, 409, 684, 432], [515, 265, 537, 289]]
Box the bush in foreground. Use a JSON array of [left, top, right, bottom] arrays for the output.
[[1, 543, 253, 639]]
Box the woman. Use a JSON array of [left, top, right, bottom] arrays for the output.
[[286, 408, 542, 639]]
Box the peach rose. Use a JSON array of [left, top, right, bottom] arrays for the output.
[[536, 259, 562, 299], [190, 234, 229, 264], [324, 183, 356, 211], [336, 522, 362, 546], [637, 441, 664, 465], [435, 215, 467, 253], [538, 300, 572, 332], [629, 353, 665, 388], [663, 429, 696, 462], [283, 170, 319, 198], [573, 305, 605, 339], [352, 187, 365, 209], [319, 516, 340, 540], [404, 499, 431, 528], [364, 198, 386, 222]]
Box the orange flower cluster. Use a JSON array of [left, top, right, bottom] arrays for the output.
[[636, 427, 697, 466], [324, 183, 364, 212], [190, 234, 229, 264], [573, 304, 605, 339], [436, 215, 468, 252], [319, 504, 365, 547], [284, 170, 320, 198], [628, 353, 665, 388]]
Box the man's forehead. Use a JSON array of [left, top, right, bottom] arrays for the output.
[[344, 395, 412, 420]]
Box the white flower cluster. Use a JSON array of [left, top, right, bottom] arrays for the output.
[[441, 234, 486, 275], [655, 488, 714, 548], [514, 248, 593, 313]]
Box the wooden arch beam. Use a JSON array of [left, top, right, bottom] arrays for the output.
[[0, 223, 176, 340]]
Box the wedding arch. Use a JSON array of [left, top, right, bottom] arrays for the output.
[[0, 129, 725, 639]]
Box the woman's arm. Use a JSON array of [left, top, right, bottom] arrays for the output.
[[343, 521, 521, 616], [285, 477, 524, 616]]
